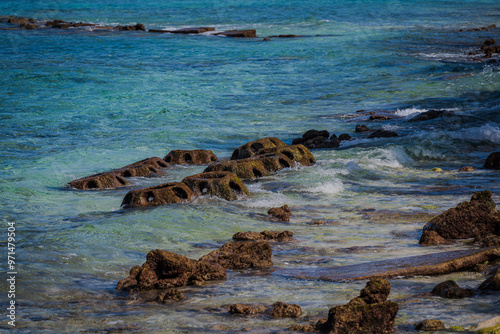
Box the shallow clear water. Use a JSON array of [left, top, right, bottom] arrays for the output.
[[1, 0, 500, 332]]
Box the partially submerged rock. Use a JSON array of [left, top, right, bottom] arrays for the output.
[[430, 280, 475, 299], [199, 241, 273, 269], [422, 190, 500, 240], [292, 129, 340, 149], [114, 157, 169, 178], [355, 124, 370, 133], [459, 166, 475, 172], [419, 230, 453, 246], [368, 129, 398, 138], [121, 182, 195, 208], [270, 301, 302, 318], [215, 29, 257, 38], [182, 171, 249, 201], [478, 266, 500, 291], [156, 289, 185, 304], [232, 230, 293, 242], [256, 144, 316, 166], [409, 109, 453, 122], [229, 304, 267, 315], [231, 137, 286, 160], [164, 149, 218, 165], [170, 27, 215, 34], [415, 319, 445, 331], [484, 152, 500, 170], [268, 205, 292, 222]]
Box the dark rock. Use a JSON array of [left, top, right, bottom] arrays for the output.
[[199, 241, 273, 269], [20, 22, 39, 30], [478, 266, 500, 291], [231, 137, 287, 160], [481, 39, 496, 51], [121, 182, 195, 208], [8, 17, 30, 25], [477, 234, 500, 247], [415, 319, 445, 331], [368, 129, 398, 138], [303, 136, 340, 149], [268, 34, 301, 38], [116, 23, 146, 31], [116, 249, 226, 291], [270, 301, 302, 318], [369, 115, 394, 121], [69, 171, 129, 190], [156, 289, 185, 303], [358, 278, 392, 304], [409, 109, 453, 122], [483, 45, 500, 58], [215, 29, 257, 38], [268, 205, 292, 222], [303, 129, 330, 140], [256, 144, 316, 166], [431, 280, 474, 299], [229, 304, 267, 315], [459, 166, 475, 172], [338, 133, 351, 141], [292, 137, 305, 145], [170, 27, 215, 34], [233, 230, 293, 242], [422, 190, 500, 240], [419, 230, 453, 246], [355, 124, 370, 133], [181, 171, 249, 201], [484, 152, 500, 169], [164, 149, 218, 165], [116, 265, 141, 291], [149, 29, 170, 33]]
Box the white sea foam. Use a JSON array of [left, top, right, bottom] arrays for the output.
[[449, 123, 500, 144], [394, 107, 428, 117], [305, 180, 344, 194]]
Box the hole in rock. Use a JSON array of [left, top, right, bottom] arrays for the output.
[[172, 187, 189, 199], [250, 142, 264, 153], [164, 156, 172, 163], [87, 180, 98, 189], [253, 168, 263, 178], [279, 158, 290, 168], [116, 176, 127, 185], [146, 192, 155, 202], [229, 180, 241, 192], [122, 170, 132, 177], [184, 153, 192, 163], [283, 150, 294, 160]]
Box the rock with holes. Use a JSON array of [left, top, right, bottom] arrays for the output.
[[199, 241, 273, 269], [231, 137, 287, 160], [114, 157, 170, 178], [233, 230, 293, 242], [121, 182, 195, 208], [116, 249, 226, 291], [204, 153, 295, 179], [181, 171, 249, 201], [256, 144, 316, 166], [164, 149, 219, 165], [68, 171, 129, 190]]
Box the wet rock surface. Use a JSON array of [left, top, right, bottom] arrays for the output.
[[214, 29, 257, 38], [182, 171, 249, 201], [430, 280, 475, 299], [484, 152, 500, 169], [164, 149, 218, 165], [270, 301, 302, 318], [199, 241, 273, 269], [231, 137, 286, 160], [121, 182, 195, 208], [256, 144, 316, 166], [478, 266, 500, 291], [229, 304, 267, 315], [419, 230, 453, 246], [268, 205, 292, 222], [232, 230, 293, 242], [415, 319, 445, 331]]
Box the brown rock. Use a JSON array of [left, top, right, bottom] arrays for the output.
[[268, 205, 292, 222], [114, 157, 169, 178], [256, 144, 316, 166], [232, 230, 293, 242], [156, 289, 185, 303], [68, 171, 129, 190], [459, 166, 475, 172], [415, 319, 445, 331], [199, 241, 273, 269], [231, 137, 286, 160], [484, 152, 500, 169], [478, 266, 500, 291], [116, 265, 141, 291], [149, 29, 170, 33], [422, 190, 500, 239], [116, 23, 146, 31], [181, 171, 249, 201], [121, 182, 195, 208], [419, 230, 453, 246], [116, 249, 226, 291], [229, 304, 267, 315], [477, 234, 500, 247], [215, 29, 257, 38], [164, 149, 218, 165], [8, 17, 30, 25], [358, 278, 392, 304], [369, 115, 394, 121], [431, 280, 474, 299], [170, 27, 215, 34], [270, 301, 302, 318]]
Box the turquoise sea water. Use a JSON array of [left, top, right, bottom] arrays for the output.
[[1, 0, 500, 332]]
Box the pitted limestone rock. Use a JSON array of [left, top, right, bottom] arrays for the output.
[[231, 137, 286, 160], [121, 182, 195, 208], [256, 144, 316, 166], [182, 171, 249, 201], [164, 149, 218, 165]]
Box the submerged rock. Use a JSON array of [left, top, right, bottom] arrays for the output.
[[415, 319, 445, 331], [156, 289, 185, 303], [422, 190, 500, 240], [459, 166, 475, 172], [181, 171, 249, 201], [270, 301, 302, 318], [475, 316, 500, 333], [355, 124, 370, 133], [170, 27, 215, 34], [164, 149, 218, 165], [229, 304, 267, 315], [121, 182, 195, 208], [368, 129, 398, 138], [232, 230, 293, 242], [484, 152, 500, 170], [268, 205, 292, 222], [292, 129, 340, 149], [478, 266, 500, 291], [419, 230, 453, 246], [231, 137, 286, 160], [199, 241, 273, 269], [431, 280, 475, 299]]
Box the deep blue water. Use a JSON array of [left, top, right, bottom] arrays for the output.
[[1, 0, 499, 332]]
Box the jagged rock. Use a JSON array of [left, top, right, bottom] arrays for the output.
[[419, 230, 453, 246], [164, 149, 218, 165], [459, 166, 475, 172], [415, 319, 445, 331], [422, 190, 500, 239], [233, 230, 293, 242], [357, 278, 391, 304], [181, 171, 249, 201], [270, 302, 302, 318], [368, 129, 398, 138], [121, 182, 195, 208], [215, 29, 257, 38], [170, 27, 215, 34], [431, 280, 475, 299], [229, 304, 267, 315], [156, 289, 185, 303], [409, 109, 453, 122], [231, 137, 286, 160], [338, 133, 351, 141], [478, 266, 500, 291], [8, 17, 32, 25], [116, 265, 141, 291], [199, 241, 272, 269], [484, 152, 500, 169], [68, 171, 129, 190], [256, 144, 316, 166], [116, 249, 226, 291], [355, 124, 370, 133], [268, 205, 292, 222]]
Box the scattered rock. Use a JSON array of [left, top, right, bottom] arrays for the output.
[[431, 167, 444, 172], [355, 125, 370, 133], [268, 205, 292, 222], [121, 182, 195, 208], [368, 129, 398, 138], [268, 34, 301, 38], [231, 137, 286, 160], [181, 171, 249, 201], [116, 23, 146, 31], [419, 230, 453, 246], [459, 166, 475, 172], [164, 149, 218, 165], [481, 39, 496, 50], [484, 152, 500, 169], [291, 130, 340, 149], [116, 249, 226, 291], [215, 29, 257, 38], [409, 109, 453, 122], [233, 230, 293, 242], [69, 171, 129, 190], [338, 133, 351, 141], [478, 266, 500, 291], [369, 115, 394, 121], [302, 130, 330, 140], [8, 17, 32, 25], [422, 190, 500, 240], [270, 301, 302, 318], [431, 280, 475, 299], [256, 144, 316, 166], [170, 27, 215, 34], [415, 319, 445, 331], [199, 241, 273, 269], [229, 304, 267, 315], [459, 24, 497, 32]]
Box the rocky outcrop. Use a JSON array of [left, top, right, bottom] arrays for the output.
[[459, 166, 475, 172], [368, 129, 398, 138], [415, 319, 445, 331], [356, 125, 370, 133], [268, 205, 292, 222], [231, 137, 286, 160], [215, 29, 257, 38], [232, 230, 293, 242], [422, 190, 500, 240], [115, 23, 146, 31], [409, 109, 453, 122], [430, 280, 475, 299], [121, 182, 195, 208], [116, 249, 226, 291], [256, 144, 316, 166], [291, 129, 340, 149], [478, 266, 500, 291], [169, 27, 215, 34], [419, 230, 453, 246], [164, 149, 218, 165], [484, 152, 500, 169], [199, 241, 272, 269], [270, 302, 302, 318], [181, 171, 249, 201]]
